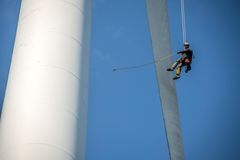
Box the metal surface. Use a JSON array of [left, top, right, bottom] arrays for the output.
[[146, 0, 184, 160], [0, 0, 91, 160]]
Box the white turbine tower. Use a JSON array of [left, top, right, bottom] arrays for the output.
[[0, 0, 91, 160]]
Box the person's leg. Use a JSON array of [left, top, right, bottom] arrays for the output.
[[185, 64, 191, 73], [166, 58, 181, 71], [184, 59, 191, 73], [173, 62, 182, 80]]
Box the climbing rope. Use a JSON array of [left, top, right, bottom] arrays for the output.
[[113, 54, 176, 72], [180, 0, 187, 43]]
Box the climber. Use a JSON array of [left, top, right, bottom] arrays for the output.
[[166, 42, 193, 80]]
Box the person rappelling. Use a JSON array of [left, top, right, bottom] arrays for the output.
[[166, 42, 193, 80]]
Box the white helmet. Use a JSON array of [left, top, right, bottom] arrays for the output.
[[184, 42, 190, 46]]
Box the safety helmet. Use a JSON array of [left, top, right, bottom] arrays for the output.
[[184, 42, 190, 46]]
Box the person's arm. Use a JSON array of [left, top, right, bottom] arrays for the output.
[[177, 50, 186, 54]]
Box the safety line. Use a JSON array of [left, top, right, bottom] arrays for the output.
[[181, 0, 187, 43], [113, 54, 176, 72]]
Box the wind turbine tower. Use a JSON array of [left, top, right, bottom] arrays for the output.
[[0, 0, 91, 160]]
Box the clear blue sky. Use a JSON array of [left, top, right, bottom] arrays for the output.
[[0, 0, 240, 160]]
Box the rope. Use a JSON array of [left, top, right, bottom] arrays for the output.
[[180, 0, 187, 43], [113, 54, 176, 72]]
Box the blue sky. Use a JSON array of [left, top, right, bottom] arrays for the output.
[[0, 0, 240, 160]]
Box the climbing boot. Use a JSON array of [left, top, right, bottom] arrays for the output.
[[185, 65, 191, 73], [173, 75, 180, 80], [166, 68, 174, 71]]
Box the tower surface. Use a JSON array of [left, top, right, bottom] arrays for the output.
[[0, 0, 91, 160]]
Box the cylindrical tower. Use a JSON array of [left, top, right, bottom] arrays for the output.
[[0, 0, 91, 160]]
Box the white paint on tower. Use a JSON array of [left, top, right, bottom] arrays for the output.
[[0, 0, 91, 160]]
